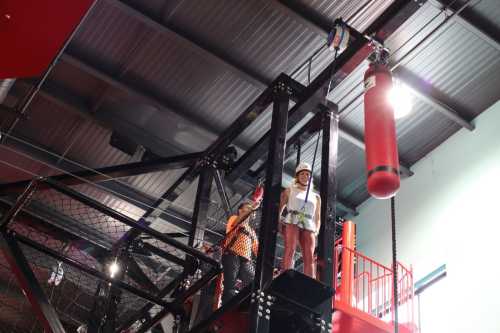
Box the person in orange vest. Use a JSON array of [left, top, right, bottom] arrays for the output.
[[221, 200, 259, 303]]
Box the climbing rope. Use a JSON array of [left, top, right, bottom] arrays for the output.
[[303, 130, 321, 206], [391, 197, 399, 333]]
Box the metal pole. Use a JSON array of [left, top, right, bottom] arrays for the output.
[[249, 79, 290, 333], [213, 168, 232, 220], [0, 179, 38, 229], [188, 167, 214, 248], [180, 167, 213, 331], [316, 108, 339, 332], [0, 231, 66, 333]]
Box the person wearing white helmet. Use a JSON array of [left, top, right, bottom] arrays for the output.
[[279, 162, 321, 278]]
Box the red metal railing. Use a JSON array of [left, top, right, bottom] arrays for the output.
[[334, 246, 415, 330]]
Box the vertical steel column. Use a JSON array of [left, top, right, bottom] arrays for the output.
[[181, 167, 214, 331], [188, 167, 213, 247], [0, 231, 66, 333], [188, 167, 214, 248], [316, 108, 339, 331], [249, 80, 290, 333]]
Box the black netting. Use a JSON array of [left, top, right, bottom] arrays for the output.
[[3, 181, 220, 332], [32, 187, 131, 242], [0, 257, 44, 333]]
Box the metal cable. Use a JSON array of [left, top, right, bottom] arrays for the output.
[[0, 147, 223, 245], [303, 130, 321, 206], [0, 132, 188, 220], [391, 196, 399, 333]]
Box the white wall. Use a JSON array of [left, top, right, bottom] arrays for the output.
[[352, 100, 500, 333]]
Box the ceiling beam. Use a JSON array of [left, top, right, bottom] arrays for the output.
[[392, 67, 474, 130], [0, 151, 203, 194], [61, 54, 222, 137], [106, 0, 269, 88], [433, 0, 500, 52], [37, 81, 187, 157], [268, 1, 329, 38]]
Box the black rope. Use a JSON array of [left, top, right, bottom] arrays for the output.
[[391, 197, 399, 333], [303, 130, 321, 205]]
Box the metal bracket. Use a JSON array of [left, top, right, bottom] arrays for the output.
[[199, 156, 217, 168]]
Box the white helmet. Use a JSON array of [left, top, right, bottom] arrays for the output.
[[295, 162, 312, 175]]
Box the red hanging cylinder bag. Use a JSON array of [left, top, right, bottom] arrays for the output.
[[363, 63, 400, 199]]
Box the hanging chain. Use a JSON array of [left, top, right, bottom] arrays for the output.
[[391, 197, 399, 333]]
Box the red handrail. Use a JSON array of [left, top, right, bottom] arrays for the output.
[[334, 245, 416, 331]]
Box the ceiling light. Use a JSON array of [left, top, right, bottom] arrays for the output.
[[388, 81, 414, 119], [109, 260, 120, 278]]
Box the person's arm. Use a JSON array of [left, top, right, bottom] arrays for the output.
[[277, 188, 289, 234], [279, 188, 290, 216], [314, 194, 321, 235], [227, 208, 253, 235]]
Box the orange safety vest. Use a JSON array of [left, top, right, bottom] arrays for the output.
[[224, 215, 258, 261]]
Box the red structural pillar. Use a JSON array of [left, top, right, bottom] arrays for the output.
[[340, 221, 356, 305]]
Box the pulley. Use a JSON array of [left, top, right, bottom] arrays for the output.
[[327, 19, 350, 52]]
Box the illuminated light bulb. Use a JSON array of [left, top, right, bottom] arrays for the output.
[[388, 81, 414, 119], [109, 260, 120, 278]]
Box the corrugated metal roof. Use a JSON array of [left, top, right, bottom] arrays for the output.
[[0, 146, 44, 182], [48, 61, 109, 104], [296, 0, 393, 32], [386, 2, 500, 118], [68, 0, 151, 74], [123, 168, 188, 199], [64, 121, 132, 169], [11, 97, 84, 156], [165, 0, 323, 81], [121, 35, 261, 132]]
